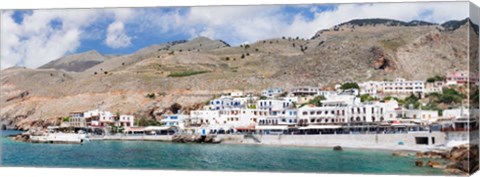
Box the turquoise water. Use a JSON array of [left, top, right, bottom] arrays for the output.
[[1, 130, 444, 175]]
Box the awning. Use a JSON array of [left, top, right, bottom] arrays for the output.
[[144, 126, 174, 131], [255, 125, 289, 130], [124, 127, 146, 132], [391, 123, 419, 127], [208, 125, 234, 130], [235, 125, 255, 130], [298, 125, 342, 130]]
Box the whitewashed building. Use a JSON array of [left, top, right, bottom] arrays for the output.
[[297, 96, 399, 125], [229, 90, 244, 97], [380, 78, 425, 96], [161, 114, 187, 128], [446, 70, 469, 85], [261, 88, 284, 98], [359, 81, 382, 97], [424, 81, 445, 94], [290, 86, 320, 96], [317, 90, 338, 97], [233, 95, 258, 108], [188, 110, 220, 126], [257, 99, 293, 112], [69, 111, 86, 127], [403, 109, 439, 122], [118, 115, 135, 127], [217, 109, 267, 130], [68, 109, 134, 127], [209, 96, 244, 110], [443, 107, 470, 119]]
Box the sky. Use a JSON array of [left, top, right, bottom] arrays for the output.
[[0, 2, 470, 69]]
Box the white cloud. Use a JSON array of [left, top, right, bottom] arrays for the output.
[[105, 21, 132, 48], [0, 2, 470, 69], [1, 9, 136, 69], [1, 9, 98, 69], [160, 2, 469, 45]]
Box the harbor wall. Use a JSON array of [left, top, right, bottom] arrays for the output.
[[218, 132, 446, 151], [90, 135, 173, 141], [87, 132, 447, 151]]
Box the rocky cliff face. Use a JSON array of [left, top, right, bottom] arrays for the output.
[[0, 18, 477, 130]]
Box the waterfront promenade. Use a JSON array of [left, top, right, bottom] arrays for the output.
[[88, 131, 446, 152]]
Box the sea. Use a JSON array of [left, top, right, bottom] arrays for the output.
[[0, 130, 444, 175]]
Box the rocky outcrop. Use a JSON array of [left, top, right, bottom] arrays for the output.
[[415, 151, 446, 159], [5, 91, 29, 102], [172, 134, 220, 144], [446, 144, 479, 174], [370, 47, 396, 72], [333, 146, 343, 151], [415, 160, 423, 167], [408, 144, 479, 175], [392, 150, 415, 157]]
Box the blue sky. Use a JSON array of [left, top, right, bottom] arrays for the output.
[[74, 5, 336, 55], [1, 2, 469, 69]]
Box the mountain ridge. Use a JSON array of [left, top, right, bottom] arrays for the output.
[[1, 17, 477, 130]]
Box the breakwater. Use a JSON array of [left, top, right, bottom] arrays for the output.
[[85, 132, 446, 151]]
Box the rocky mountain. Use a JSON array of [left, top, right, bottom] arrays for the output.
[[337, 18, 437, 28], [38, 50, 107, 72], [1, 18, 477, 130]]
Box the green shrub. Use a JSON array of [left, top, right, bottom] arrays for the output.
[[145, 93, 156, 99], [167, 70, 209, 77], [438, 88, 464, 104], [308, 96, 326, 106], [135, 117, 161, 126], [340, 82, 360, 90], [360, 94, 377, 102], [63, 116, 71, 122], [426, 75, 445, 83]]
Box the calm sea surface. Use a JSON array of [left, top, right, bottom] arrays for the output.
[[0, 130, 443, 175]]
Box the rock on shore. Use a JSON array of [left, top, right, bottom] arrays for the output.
[[12, 133, 31, 142], [333, 146, 343, 151], [407, 144, 479, 175], [172, 134, 220, 143]]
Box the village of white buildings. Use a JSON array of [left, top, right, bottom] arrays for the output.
[[56, 70, 478, 138]]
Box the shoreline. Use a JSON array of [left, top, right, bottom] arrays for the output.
[[3, 130, 473, 175], [20, 131, 447, 152], [3, 129, 453, 152]]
